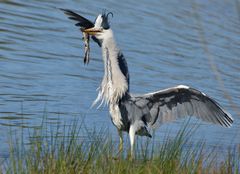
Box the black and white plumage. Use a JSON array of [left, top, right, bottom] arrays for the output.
[[61, 9, 233, 158]]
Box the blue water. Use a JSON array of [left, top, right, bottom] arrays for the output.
[[0, 0, 239, 159]]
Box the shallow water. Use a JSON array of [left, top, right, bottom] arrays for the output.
[[0, 0, 239, 159]]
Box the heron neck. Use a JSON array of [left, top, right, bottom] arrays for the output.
[[100, 31, 129, 104]]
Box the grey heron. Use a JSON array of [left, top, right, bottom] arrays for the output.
[[61, 9, 233, 159]]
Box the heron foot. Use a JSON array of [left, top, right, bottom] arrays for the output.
[[113, 139, 123, 160], [127, 149, 134, 161], [117, 139, 123, 154]]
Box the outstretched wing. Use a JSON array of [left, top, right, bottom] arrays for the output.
[[60, 8, 94, 29], [60, 8, 101, 46], [134, 85, 233, 128]]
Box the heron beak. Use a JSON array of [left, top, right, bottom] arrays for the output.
[[83, 27, 102, 35]]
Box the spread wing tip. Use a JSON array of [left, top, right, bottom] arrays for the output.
[[59, 8, 72, 15], [223, 112, 234, 128]]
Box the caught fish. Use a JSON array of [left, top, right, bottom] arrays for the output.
[[61, 8, 97, 64], [82, 31, 90, 64]]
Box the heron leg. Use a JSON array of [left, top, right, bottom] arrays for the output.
[[129, 125, 135, 160], [116, 130, 123, 155]]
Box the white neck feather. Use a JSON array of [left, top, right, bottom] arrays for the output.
[[92, 29, 129, 107]]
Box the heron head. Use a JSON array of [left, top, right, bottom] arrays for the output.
[[84, 11, 113, 39]]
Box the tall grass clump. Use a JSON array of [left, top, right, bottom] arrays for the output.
[[1, 117, 240, 174]]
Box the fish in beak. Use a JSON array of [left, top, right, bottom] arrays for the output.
[[81, 27, 102, 64], [61, 8, 96, 64], [82, 32, 90, 64]]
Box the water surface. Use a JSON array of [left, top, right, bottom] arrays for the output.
[[0, 0, 239, 159]]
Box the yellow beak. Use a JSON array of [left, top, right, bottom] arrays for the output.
[[83, 27, 102, 35]]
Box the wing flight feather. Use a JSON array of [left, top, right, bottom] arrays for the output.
[[134, 85, 233, 128]]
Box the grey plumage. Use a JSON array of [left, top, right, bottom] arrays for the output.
[[62, 9, 233, 159], [119, 86, 233, 132]]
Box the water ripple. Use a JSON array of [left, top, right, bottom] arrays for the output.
[[0, 0, 239, 158]]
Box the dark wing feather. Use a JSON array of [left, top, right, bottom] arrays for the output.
[[61, 8, 101, 47], [60, 8, 94, 29], [134, 85, 233, 128]]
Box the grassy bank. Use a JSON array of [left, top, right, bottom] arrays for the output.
[[1, 118, 239, 174]]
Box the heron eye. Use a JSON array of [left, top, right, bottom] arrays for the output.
[[101, 21, 110, 29]]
